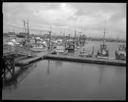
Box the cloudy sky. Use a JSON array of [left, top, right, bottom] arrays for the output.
[[3, 3, 126, 39]]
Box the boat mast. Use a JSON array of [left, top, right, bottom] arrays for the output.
[[27, 19, 30, 36], [63, 29, 65, 37], [74, 29, 76, 39], [49, 25, 52, 51], [23, 20, 26, 34], [103, 18, 107, 45], [103, 26, 105, 45]]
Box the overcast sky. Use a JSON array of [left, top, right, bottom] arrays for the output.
[[3, 3, 126, 39]]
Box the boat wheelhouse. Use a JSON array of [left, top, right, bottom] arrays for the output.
[[65, 40, 75, 53]]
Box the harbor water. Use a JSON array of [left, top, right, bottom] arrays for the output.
[[2, 41, 126, 100]]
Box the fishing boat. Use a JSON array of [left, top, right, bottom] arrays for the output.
[[79, 46, 94, 57], [56, 45, 65, 53], [96, 19, 109, 59], [79, 48, 91, 57], [30, 44, 46, 52], [96, 44, 109, 59], [115, 44, 126, 60], [65, 40, 75, 53], [51, 45, 67, 55]]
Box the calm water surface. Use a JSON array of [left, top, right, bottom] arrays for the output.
[[2, 41, 126, 100]]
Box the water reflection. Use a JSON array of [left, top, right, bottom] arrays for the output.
[[98, 65, 106, 85], [2, 60, 126, 100], [55, 60, 63, 67], [47, 60, 50, 75], [3, 63, 37, 91], [46, 60, 64, 75]]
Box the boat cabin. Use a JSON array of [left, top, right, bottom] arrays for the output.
[[65, 41, 75, 53]]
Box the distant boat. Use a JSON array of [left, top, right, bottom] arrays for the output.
[[115, 44, 126, 60]]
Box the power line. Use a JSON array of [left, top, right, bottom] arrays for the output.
[[4, 24, 49, 32]]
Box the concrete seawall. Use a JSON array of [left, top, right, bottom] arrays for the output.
[[43, 54, 126, 66], [14, 53, 126, 67]]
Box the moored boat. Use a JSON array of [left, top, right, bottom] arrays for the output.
[[96, 19, 109, 59], [96, 44, 109, 59], [51, 45, 68, 55], [30, 44, 47, 52], [79, 48, 92, 57], [115, 44, 126, 60]]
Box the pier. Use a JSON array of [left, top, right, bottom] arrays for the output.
[[3, 63, 37, 89], [15, 51, 47, 66], [2, 44, 41, 82]]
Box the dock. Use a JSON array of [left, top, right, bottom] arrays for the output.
[[15, 51, 48, 66], [15, 56, 43, 66], [43, 54, 126, 66], [2, 44, 46, 82]]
